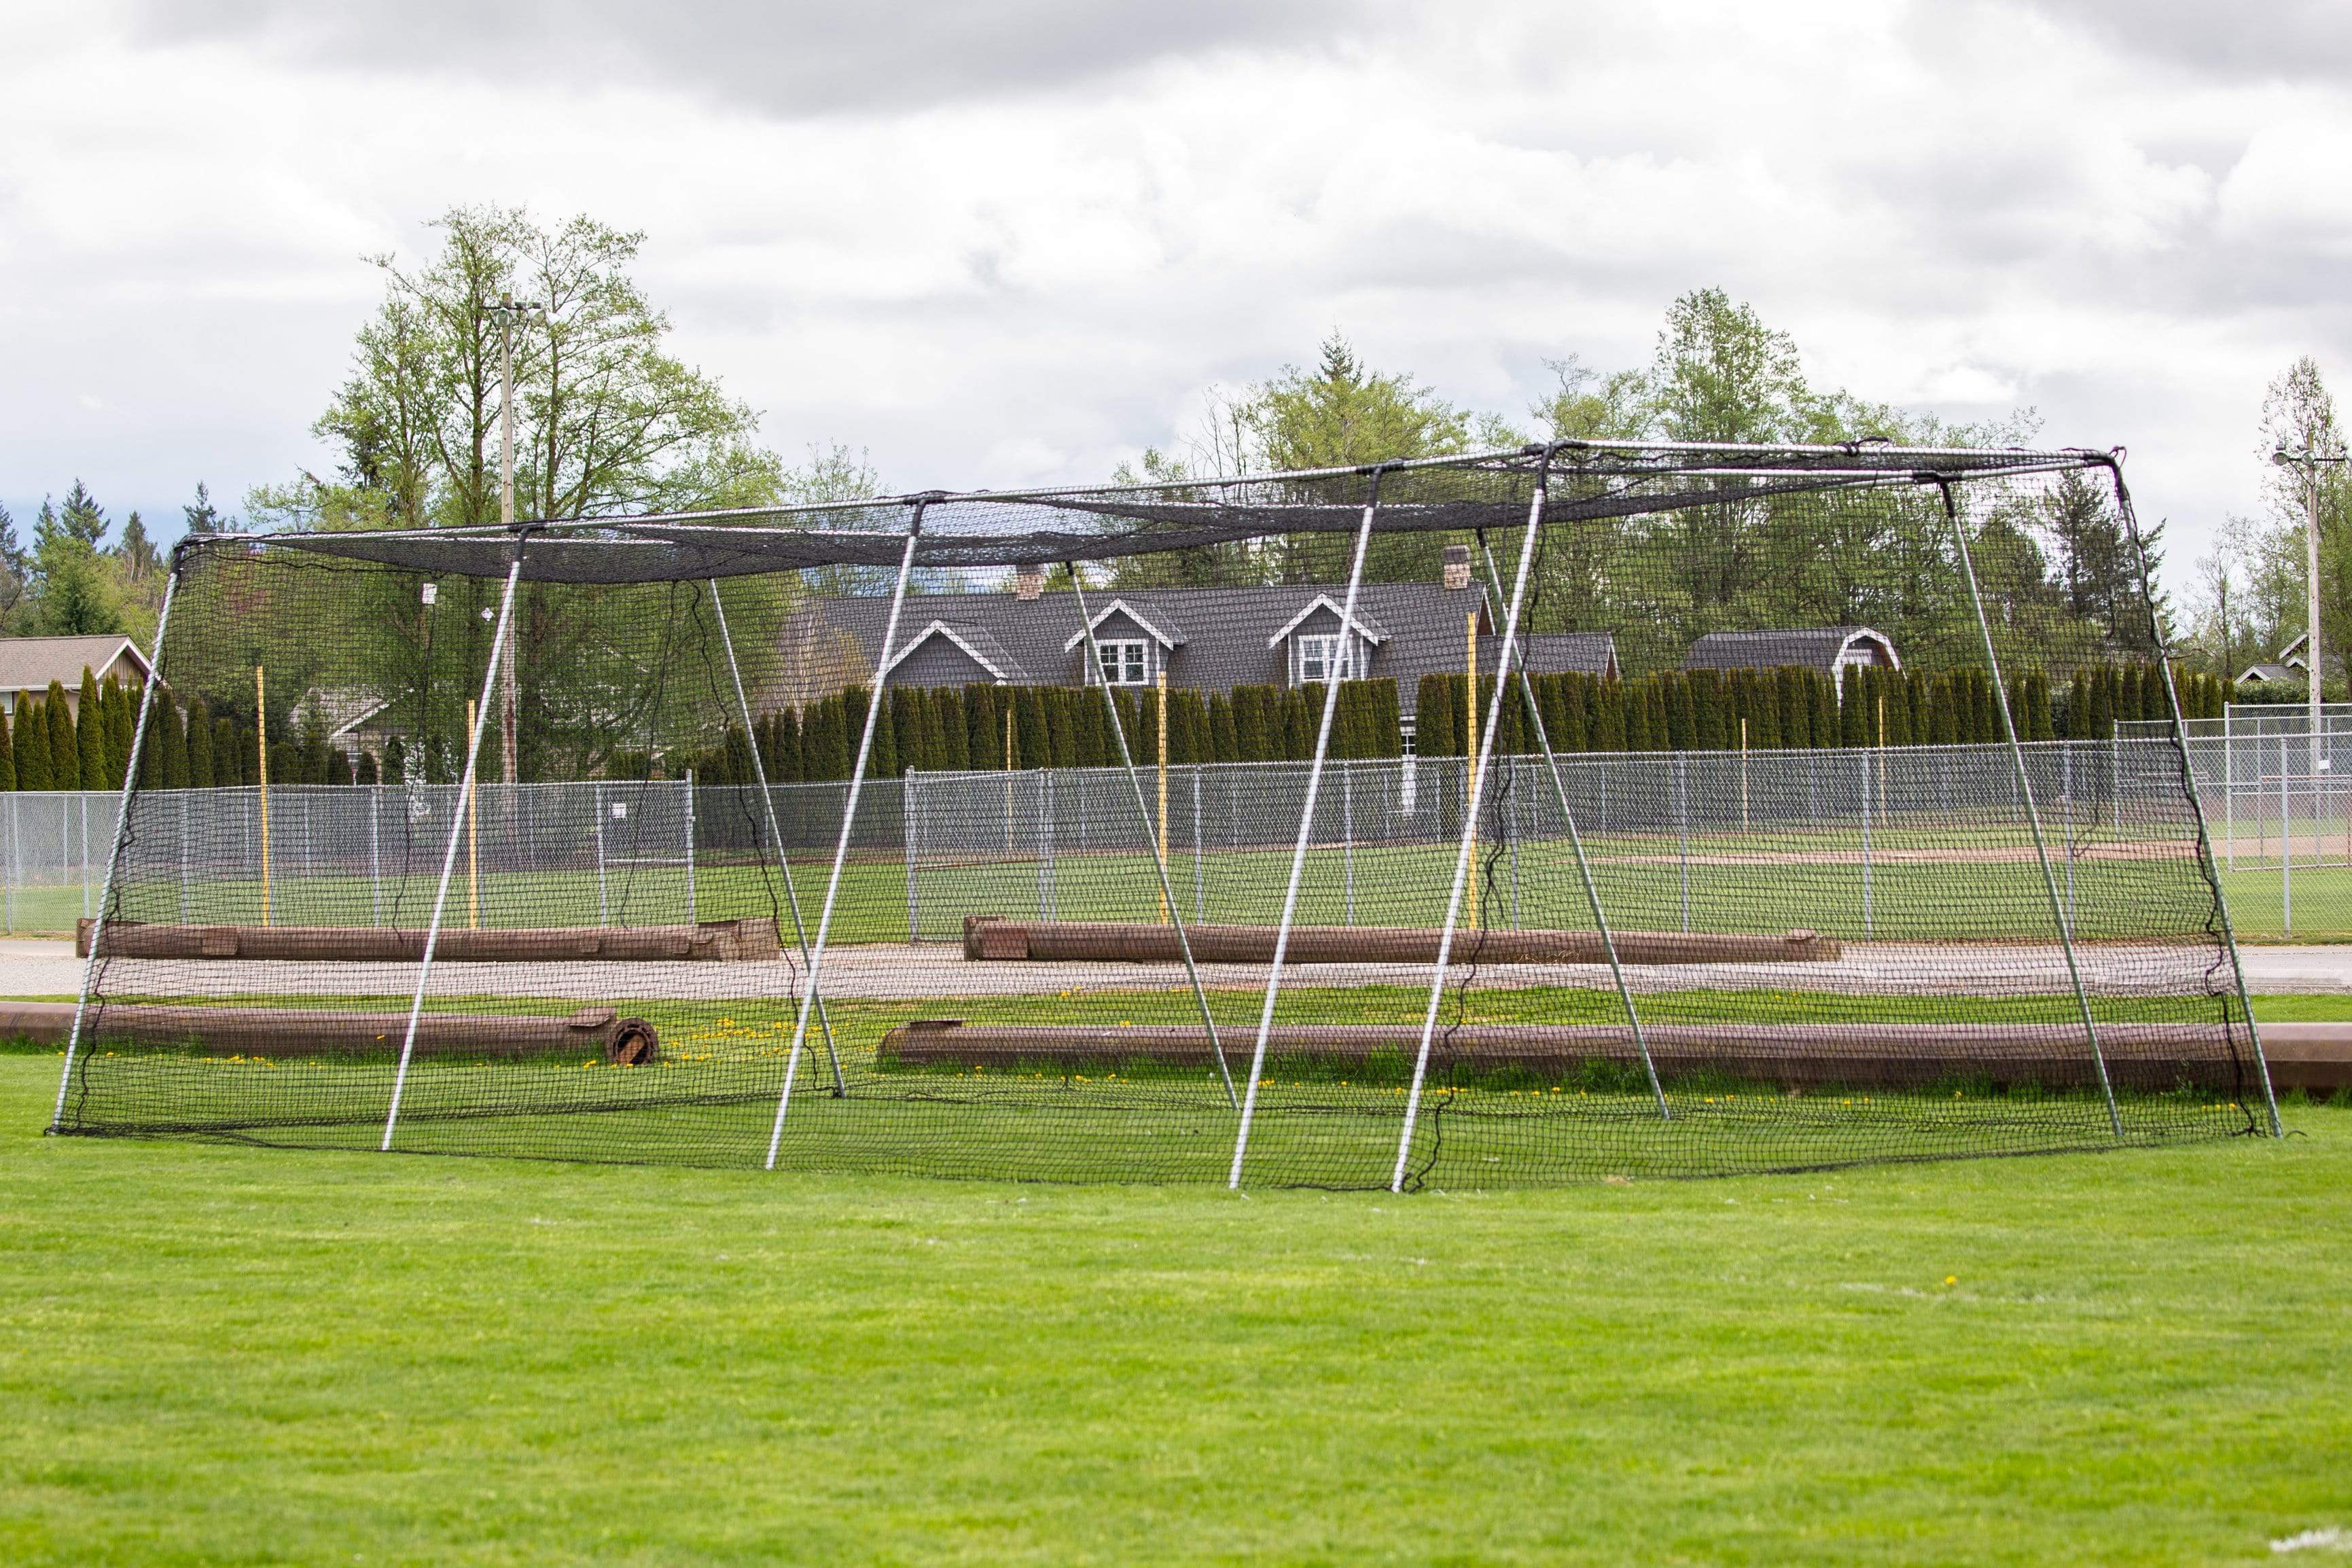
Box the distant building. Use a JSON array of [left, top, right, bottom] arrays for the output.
[[779, 544, 1621, 747], [2239, 632, 2334, 687], [292, 688, 397, 769], [1681, 627, 1900, 683], [0, 635, 154, 718]]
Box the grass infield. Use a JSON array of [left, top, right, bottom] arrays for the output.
[[4, 1050, 2350, 1564]]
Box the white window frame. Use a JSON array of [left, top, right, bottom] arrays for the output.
[[1295, 631, 1358, 685], [1094, 638, 1152, 685]]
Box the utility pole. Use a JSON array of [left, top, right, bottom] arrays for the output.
[[2275, 446, 2350, 791], [488, 292, 540, 785]]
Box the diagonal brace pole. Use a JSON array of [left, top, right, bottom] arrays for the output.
[[768, 510, 924, 1168], [383, 541, 527, 1151], [1935, 476, 2122, 1138], [1069, 570, 1237, 1109], [52, 561, 183, 1133], [709, 578, 843, 1095], [1228, 467, 1389, 1189]]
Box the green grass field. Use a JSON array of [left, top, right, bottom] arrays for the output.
[[6, 1044, 2350, 1564]]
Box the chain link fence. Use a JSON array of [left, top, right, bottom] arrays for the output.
[[905, 740, 2216, 946], [2124, 705, 2352, 938]]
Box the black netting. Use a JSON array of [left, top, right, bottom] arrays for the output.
[[50, 442, 2272, 1186]]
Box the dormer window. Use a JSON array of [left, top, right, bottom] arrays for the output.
[[1296, 632, 1358, 683], [1094, 639, 1151, 685]]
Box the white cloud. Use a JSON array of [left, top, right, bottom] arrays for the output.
[[1, 0, 2348, 589]]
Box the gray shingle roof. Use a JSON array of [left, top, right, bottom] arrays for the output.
[[1681, 627, 1898, 677], [781, 581, 1618, 717], [0, 635, 149, 696]]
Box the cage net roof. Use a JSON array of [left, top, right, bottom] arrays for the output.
[[192, 442, 2120, 583]]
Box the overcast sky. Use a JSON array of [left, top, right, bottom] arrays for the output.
[[3, 0, 2349, 591]]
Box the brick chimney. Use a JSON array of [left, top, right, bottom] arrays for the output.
[[1442, 544, 1472, 591], [1014, 563, 1044, 601]]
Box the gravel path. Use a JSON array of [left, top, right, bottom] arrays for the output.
[[3, 937, 2346, 999]]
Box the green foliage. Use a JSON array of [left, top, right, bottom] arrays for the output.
[[1207, 693, 1238, 766], [76, 670, 108, 789], [0, 707, 15, 793], [14, 700, 49, 791], [46, 681, 79, 791]]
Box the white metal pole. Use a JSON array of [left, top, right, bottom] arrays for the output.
[[1938, 478, 2121, 1137], [178, 790, 190, 925], [709, 578, 841, 1090], [2225, 705, 2234, 870], [381, 550, 524, 1152], [683, 769, 696, 923], [1677, 753, 1690, 934], [1861, 747, 1872, 939], [767, 517, 923, 1168], [52, 565, 181, 1133], [2283, 751, 2292, 938], [1069, 571, 1238, 1109], [1229, 469, 1387, 1189], [368, 784, 382, 927]]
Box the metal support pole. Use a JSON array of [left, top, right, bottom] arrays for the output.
[[1395, 463, 1669, 1191], [1193, 766, 1205, 923], [1861, 747, 1872, 939], [2224, 707, 2235, 870], [1069, 571, 1236, 1109], [1936, 477, 2120, 1137], [768, 514, 923, 1168], [369, 784, 382, 927], [1677, 753, 1690, 934], [52, 565, 181, 1133], [2283, 752, 2292, 938], [709, 578, 842, 1093], [683, 769, 696, 923], [1342, 761, 1356, 926], [1230, 468, 1389, 1189], [179, 790, 190, 925], [381, 548, 524, 1151], [593, 781, 609, 926]]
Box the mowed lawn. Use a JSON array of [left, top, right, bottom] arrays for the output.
[[2, 1056, 2348, 1565]]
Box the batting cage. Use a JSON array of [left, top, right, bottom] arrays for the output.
[[46, 442, 2279, 1187]]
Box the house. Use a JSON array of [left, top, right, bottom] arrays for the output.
[[0, 635, 154, 718], [776, 544, 1620, 749], [2239, 633, 2333, 688], [292, 687, 399, 769], [1681, 626, 1900, 684]]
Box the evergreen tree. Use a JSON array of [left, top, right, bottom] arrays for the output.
[[218, 717, 245, 786], [964, 685, 998, 771], [1207, 692, 1239, 765], [0, 706, 14, 791], [1414, 675, 1456, 758], [1808, 671, 1837, 749], [1660, 672, 1694, 751], [76, 670, 108, 788], [1283, 688, 1315, 760], [155, 700, 190, 788], [100, 678, 129, 787], [1772, 667, 1806, 748], [325, 747, 353, 786], [1907, 668, 1934, 746], [2088, 668, 2114, 741], [774, 707, 804, 783], [1686, 670, 1720, 752], [1046, 689, 1080, 768], [1012, 687, 1047, 771], [16, 700, 50, 790], [2024, 671, 2054, 742], [356, 750, 379, 786], [1369, 679, 1402, 756], [47, 682, 80, 789], [1591, 677, 1626, 751], [1838, 669, 1868, 747]]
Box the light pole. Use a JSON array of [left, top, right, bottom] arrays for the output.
[[2274, 446, 2350, 791], [486, 293, 543, 785]]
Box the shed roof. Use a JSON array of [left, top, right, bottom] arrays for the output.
[[1681, 626, 1898, 676]]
